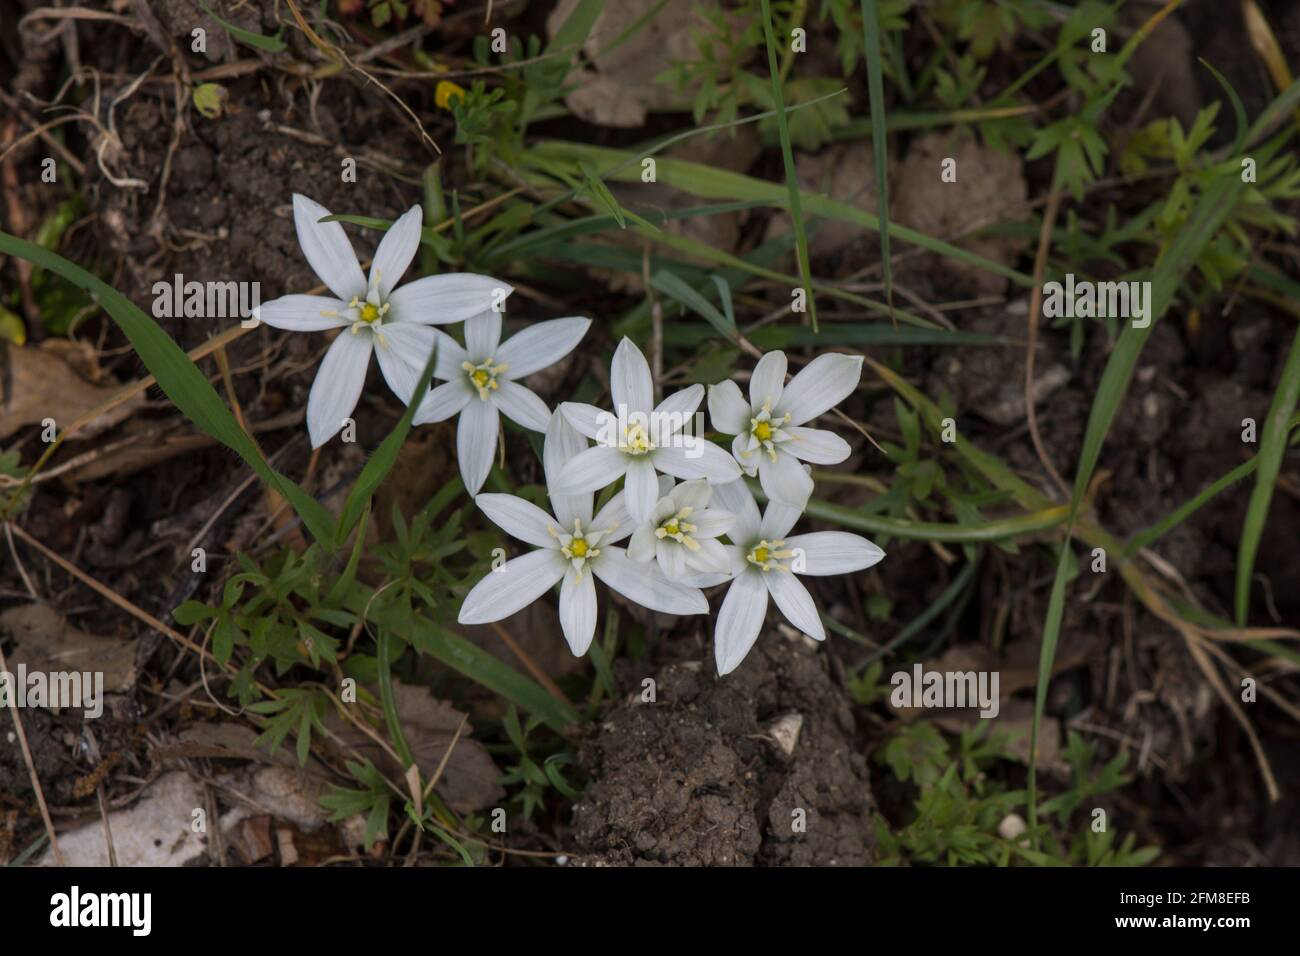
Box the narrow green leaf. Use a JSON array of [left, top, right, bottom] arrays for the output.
[[650, 270, 736, 338], [859, 0, 893, 320], [0, 230, 335, 544], [198, 3, 286, 52]]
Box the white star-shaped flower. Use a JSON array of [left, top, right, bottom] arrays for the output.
[[627, 478, 735, 583], [412, 310, 590, 495], [707, 350, 863, 509], [458, 412, 709, 655], [252, 194, 512, 447], [554, 337, 741, 524], [708, 479, 885, 675]]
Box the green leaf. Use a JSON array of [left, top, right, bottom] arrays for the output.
[[198, 3, 286, 53], [650, 270, 736, 338], [0, 230, 336, 545], [860, 0, 893, 320]]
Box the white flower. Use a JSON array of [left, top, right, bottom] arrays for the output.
[[252, 195, 513, 447], [708, 479, 885, 676], [412, 310, 590, 494], [708, 350, 863, 510], [554, 337, 741, 524], [458, 412, 709, 655], [627, 478, 735, 582]]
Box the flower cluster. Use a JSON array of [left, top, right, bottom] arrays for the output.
[[257, 197, 885, 676], [461, 337, 886, 675]]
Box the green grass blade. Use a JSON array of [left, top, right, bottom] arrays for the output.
[[0, 229, 336, 545], [1234, 324, 1300, 623], [758, 0, 818, 331], [859, 0, 893, 321], [802, 497, 1069, 542], [334, 338, 440, 547], [650, 270, 736, 338], [198, 3, 285, 52]]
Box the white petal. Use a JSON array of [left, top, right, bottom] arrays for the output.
[[627, 525, 656, 562], [611, 337, 653, 414], [731, 431, 759, 476], [653, 384, 703, 440], [784, 531, 885, 576], [457, 397, 499, 495], [760, 494, 803, 542], [670, 477, 712, 512], [373, 323, 437, 404], [544, 411, 592, 529], [559, 401, 613, 441], [749, 350, 787, 409], [783, 425, 851, 464], [386, 273, 513, 326], [426, 328, 467, 378], [413, 378, 472, 424], [679, 569, 734, 589], [254, 294, 349, 332], [592, 547, 708, 614], [552, 445, 628, 496], [708, 379, 751, 436], [656, 540, 687, 581], [559, 568, 598, 656], [714, 571, 768, 675], [652, 442, 742, 484], [369, 205, 422, 301], [497, 317, 591, 379], [464, 310, 501, 362], [624, 458, 659, 525], [492, 381, 551, 432], [777, 353, 863, 426], [475, 493, 559, 549], [758, 448, 813, 510], [687, 537, 733, 574], [710, 479, 761, 545], [592, 489, 634, 544], [765, 571, 824, 640], [293, 194, 366, 302], [306, 331, 372, 448], [690, 508, 734, 539], [458, 549, 565, 624]]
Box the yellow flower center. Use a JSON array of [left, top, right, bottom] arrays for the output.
[[623, 422, 654, 456], [463, 358, 508, 400], [655, 507, 700, 551], [753, 420, 772, 441], [569, 539, 589, 558], [359, 303, 381, 324], [747, 539, 795, 572]]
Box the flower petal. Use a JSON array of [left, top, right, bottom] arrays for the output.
[[784, 425, 851, 464], [464, 310, 501, 362], [254, 294, 349, 332], [709, 479, 761, 545], [624, 458, 660, 525], [497, 317, 591, 379], [386, 273, 513, 326], [293, 194, 366, 302], [592, 547, 708, 614], [457, 396, 499, 495], [592, 489, 634, 544], [777, 352, 863, 425], [670, 477, 712, 512], [611, 337, 653, 414], [306, 331, 372, 448], [544, 410, 592, 529], [426, 328, 467, 378], [708, 379, 751, 436], [783, 531, 885, 575], [758, 448, 813, 510], [656, 539, 687, 581], [759, 494, 803, 542], [552, 445, 628, 496], [369, 204, 422, 301], [687, 537, 732, 575], [651, 442, 742, 484], [475, 493, 559, 549], [714, 570, 768, 675], [559, 568, 598, 656], [559, 402, 613, 441], [765, 571, 824, 640], [627, 525, 656, 562], [492, 380, 551, 432], [413, 378, 472, 424], [458, 549, 565, 624], [653, 384, 703, 440], [690, 508, 734, 539], [749, 350, 787, 410], [373, 322, 437, 404]]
